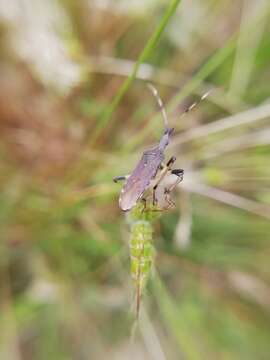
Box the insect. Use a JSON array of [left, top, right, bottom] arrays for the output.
[[114, 83, 211, 211]]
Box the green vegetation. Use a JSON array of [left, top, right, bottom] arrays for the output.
[[0, 0, 270, 359]]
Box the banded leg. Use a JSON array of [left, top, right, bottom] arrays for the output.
[[152, 156, 176, 205], [164, 191, 175, 209], [163, 168, 184, 208], [152, 168, 184, 210]]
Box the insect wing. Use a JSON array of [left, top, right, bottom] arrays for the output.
[[119, 147, 164, 211]]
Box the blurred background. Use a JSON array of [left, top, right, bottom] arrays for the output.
[[0, 0, 270, 359]]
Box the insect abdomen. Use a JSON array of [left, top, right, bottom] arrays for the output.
[[119, 148, 164, 211]]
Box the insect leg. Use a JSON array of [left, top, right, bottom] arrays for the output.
[[164, 190, 175, 209], [113, 175, 130, 183], [163, 170, 184, 208], [152, 185, 175, 210], [140, 198, 147, 213], [153, 167, 184, 209], [159, 177, 180, 210], [152, 156, 176, 206], [153, 187, 157, 206], [167, 170, 184, 193], [171, 168, 184, 182], [166, 156, 176, 167], [153, 156, 176, 189]]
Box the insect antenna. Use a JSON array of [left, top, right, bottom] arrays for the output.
[[179, 89, 212, 118], [147, 82, 169, 130], [147, 82, 212, 128]]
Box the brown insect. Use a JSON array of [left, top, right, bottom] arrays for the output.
[[114, 83, 211, 211]]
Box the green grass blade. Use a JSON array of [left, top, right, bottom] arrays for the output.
[[123, 3, 270, 152], [89, 0, 182, 144], [123, 34, 236, 152]]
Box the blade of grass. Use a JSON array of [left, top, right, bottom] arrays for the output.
[[202, 128, 270, 160], [170, 102, 270, 148], [152, 274, 203, 360], [89, 0, 182, 144], [168, 0, 270, 114], [123, 33, 237, 152], [229, 0, 269, 97], [139, 305, 167, 360], [183, 181, 270, 220], [169, 0, 269, 109], [124, 3, 270, 152], [88, 55, 245, 113]]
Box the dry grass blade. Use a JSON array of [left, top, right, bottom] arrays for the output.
[[202, 127, 270, 160], [138, 305, 167, 360], [230, 0, 269, 97], [183, 181, 270, 220], [174, 190, 192, 249], [170, 102, 270, 148], [88, 55, 244, 113]]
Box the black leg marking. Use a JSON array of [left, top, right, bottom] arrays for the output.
[[166, 156, 176, 167], [152, 187, 157, 206], [171, 168, 184, 176], [152, 156, 177, 190], [152, 157, 178, 207], [171, 168, 184, 181], [113, 175, 129, 183], [167, 170, 184, 193]]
